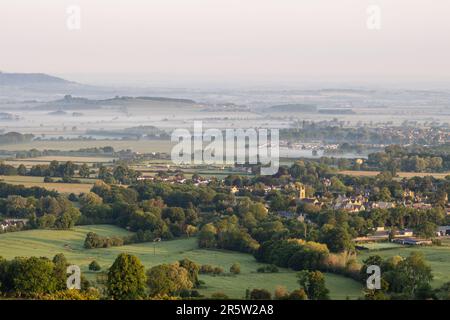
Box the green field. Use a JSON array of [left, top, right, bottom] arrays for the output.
[[358, 242, 450, 287], [0, 175, 96, 194], [0, 140, 174, 154], [0, 225, 363, 299]]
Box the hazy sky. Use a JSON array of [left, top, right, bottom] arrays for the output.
[[1, 0, 450, 86]]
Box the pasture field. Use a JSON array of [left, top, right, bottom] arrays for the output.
[[0, 175, 95, 194], [358, 241, 450, 287], [0, 140, 175, 154], [0, 225, 363, 299], [4, 156, 116, 166]]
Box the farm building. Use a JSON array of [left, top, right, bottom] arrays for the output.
[[392, 237, 432, 246], [437, 226, 450, 237]]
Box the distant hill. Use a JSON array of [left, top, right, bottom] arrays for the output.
[[0, 72, 113, 101], [86, 125, 170, 139], [268, 104, 317, 113], [0, 72, 75, 86], [36, 95, 197, 110], [47, 110, 68, 116], [318, 108, 355, 115], [0, 72, 200, 103]]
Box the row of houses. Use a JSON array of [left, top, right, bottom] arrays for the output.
[[331, 194, 446, 213], [137, 175, 213, 187]]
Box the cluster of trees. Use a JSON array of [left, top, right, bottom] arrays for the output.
[[198, 263, 240, 275], [105, 253, 331, 300], [325, 144, 450, 173], [254, 238, 360, 279], [0, 194, 80, 229], [79, 181, 206, 240], [28, 161, 78, 178], [0, 182, 57, 198], [2, 251, 446, 300], [359, 207, 447, 238], [0, 253, 93, 299], [0, 183, 86, 232], [0, 161, 93, 180], [0, 132, 33, 145], [84, 232, 124, 249], [14, 146, 115, 159], [0, 252, 195, 300], [146, 259, 200, 297], [106, 254, 201, 299], [246, 270, 329, 300], [255, 239, 330, 271], [98, 163, 141, 184], [199, 264, 225, 275], [367, 146, 445, 173], [0, 162, 20, 176], [198, 219, 260, 253], [280, 125, 444, 145], [360, 252, 445, 300]]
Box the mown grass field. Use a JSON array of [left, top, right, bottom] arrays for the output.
[[0, 175, 96, 194], [0, 225, 363, 299], [358, 241, 450, 287]]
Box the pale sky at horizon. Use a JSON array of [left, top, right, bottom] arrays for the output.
[[1, 0, 450, 87]]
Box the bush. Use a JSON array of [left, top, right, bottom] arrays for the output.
[[257, 265, 279, 273], [41, 288, 100, 300], [199, 265, 215, 274], [289, 289, 308, 300], [230, 263, 241, 275], [179, 289, 202, 298], [432, 239, 442, 246], [211, 292, 229, 299], [249, 288, 271, 300], [199, 264, 224, 276], [213, 267, 224, 275], [274, 286, 289, 300], [89, 260, 101, 271], [84, 232, 124, 249], [68, 193, 79, 202]]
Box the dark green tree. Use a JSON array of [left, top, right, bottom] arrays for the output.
[[107, 253, 147, 300], [297, 270, 330, 300], [89, 260, 101, 271]]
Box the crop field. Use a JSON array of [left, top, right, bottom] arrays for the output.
[[0, 175, 95, 194], [358, 241, 450, 287], [0, 225, 364, 299]]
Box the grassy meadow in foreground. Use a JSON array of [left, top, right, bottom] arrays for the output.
[[0, 225, 363, 299]]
